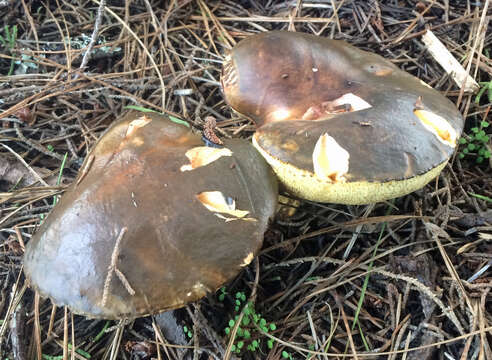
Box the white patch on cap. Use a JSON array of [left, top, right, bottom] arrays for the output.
[[241, 252, 254, 267], [196, 191, 249, 218], [327, 93, 372, 112], [125, 116, 152, 138], [313, 134, 350, 182], [180, 147, 232, 172], [414, 109, 457, 147], [269, 108, 291, 122], [192, 282, 209, 297]]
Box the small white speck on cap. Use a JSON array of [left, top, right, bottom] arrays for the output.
[[241, 252, 254, 267]]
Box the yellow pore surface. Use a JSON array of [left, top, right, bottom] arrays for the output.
[[252, 136, 447, 205]]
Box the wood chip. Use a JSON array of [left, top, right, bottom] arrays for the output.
[[422, 30, 479, 93]]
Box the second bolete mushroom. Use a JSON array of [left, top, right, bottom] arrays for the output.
[[23, 111, 278, 319], [221, 31, 464, 204]]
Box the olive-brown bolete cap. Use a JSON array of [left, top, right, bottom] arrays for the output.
[[23, 112, 278, 319], [221, 31, 464, 204]]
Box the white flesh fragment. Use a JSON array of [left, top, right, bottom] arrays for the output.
[[325, 93, 372, 112], [414, 109, 457, 147], [125, 116, 152, 138], [312, 134, 350, 182], [196, 191, 249, 218], [241, 252, 254, 267], [180, 147, 232, 172]]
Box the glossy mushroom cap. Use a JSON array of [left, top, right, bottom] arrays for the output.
[[24, 112, 278, 319], [222, 31, 464, 204]]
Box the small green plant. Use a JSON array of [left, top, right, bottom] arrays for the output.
[[475, 80, 492, 104], [475, 48, 491, 104], [123, 105, 190, 128], [458, 120, 491, 164], [469, 192, 492, 203], [183, 325, 193, 339], [0, 24, 18, 76], [42, 343, 91, 359], [0, 24, 38, 75], [92, 321, 110, 343], [218, 286, 227, 302], [52, 153, 68, 206], [219, 290, 291, 357], [282, 350, 293, 359]]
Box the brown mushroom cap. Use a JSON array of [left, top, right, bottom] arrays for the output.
[[222, 31, 464, 204], [23, 112, 278, 319]]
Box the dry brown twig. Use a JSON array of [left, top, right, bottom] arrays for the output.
[[77, 0, 106, 74]]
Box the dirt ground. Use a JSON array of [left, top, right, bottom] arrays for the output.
[[0, 1, 491, 359]]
